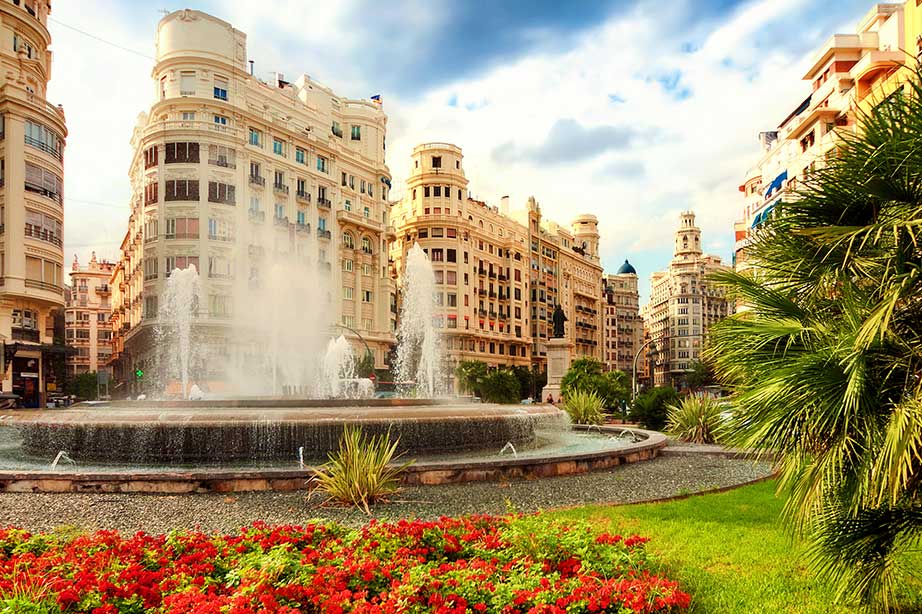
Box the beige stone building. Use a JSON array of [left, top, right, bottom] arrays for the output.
[[65, 253, 113, 377], [389, 143, 603, 388], [641, 212, 731, 388], [109, 9, 396, 392], [0, 0, 67, 407], [602, 261, 642, 374]]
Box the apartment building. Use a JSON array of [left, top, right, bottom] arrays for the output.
[[602, 261, 643, 374], [389, 143, 603, 386], [65, 253, 113, 377], [0, 0, 68, 407], [735, 3, 905, 272], [108, 9, 396, 392], [641, 212, 731, 388]]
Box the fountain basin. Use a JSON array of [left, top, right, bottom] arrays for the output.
[[4, 400, 563, 463]]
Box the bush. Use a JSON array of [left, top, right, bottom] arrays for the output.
[[666, 396, 725, 444], [310, 426, 411, 513], [479, 369, 521, 404], [0, 518, 690, 613], [456, 360, 489, 396], [560, 359, 629, 409], [563, 390, 604, 425], [630, 386, 680, 431]]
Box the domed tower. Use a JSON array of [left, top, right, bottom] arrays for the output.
[[572, 214, 600, 261], [616, 259, 637, 276], [674, 211, 702, 260], [406, 143, 468, 211]]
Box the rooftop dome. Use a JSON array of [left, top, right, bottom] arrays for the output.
[[616, 259, 637, 275]]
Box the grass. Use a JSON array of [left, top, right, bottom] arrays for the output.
[[550, 480, 922, 614]]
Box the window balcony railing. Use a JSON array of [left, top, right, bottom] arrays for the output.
[[209, 158, 236, 169], [24, 182, 62, 204], [317, 197, 332, 208], [273, 183, 289, 195], [296, 190, 311, 202], [24, 225, 62, 246], [25, 279, 63, 294], [317, 228, 332, 240], [273, 215, 289, 227], [296, 222, 311, 234], [12, 328, 40, 342], [24, 136, 63, 161], [249, 174, 266, 187], [248, 210, 266, 223]]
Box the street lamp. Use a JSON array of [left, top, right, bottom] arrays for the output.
[[631, 338, 657, 403]]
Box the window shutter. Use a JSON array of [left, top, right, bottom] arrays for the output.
[[165, 143, 176, 163], [190, 180, 199, 200], [208, 181, 217, 201], [227, 185, 235, 203], [189, 142, 200, 163], [165, 180, 175, 200]]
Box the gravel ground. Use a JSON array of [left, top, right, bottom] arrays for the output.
[[0, 454, 773, 533]]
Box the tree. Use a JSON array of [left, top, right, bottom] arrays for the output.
[[684, 359, 716, 391], [479, 369, 521, 404], [456, 360, 489, 397], [66, 372, 98, 401], [629, 386, 679, 431], [560, 359, 629, 409], [706, 70, 922, 612]]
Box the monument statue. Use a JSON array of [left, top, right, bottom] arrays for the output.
[[552, 304, 567, 338]]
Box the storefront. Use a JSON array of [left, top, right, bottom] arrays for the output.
[[3, 343, 70, 408]]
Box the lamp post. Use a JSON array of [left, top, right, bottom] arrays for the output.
[[631, 338, 657, 403], [333, 323, 375, 371]]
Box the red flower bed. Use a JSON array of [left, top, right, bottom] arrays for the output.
[[0, 515, 689, 613]]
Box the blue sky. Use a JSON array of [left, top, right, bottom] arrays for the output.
[[50, 0, 877, 301]]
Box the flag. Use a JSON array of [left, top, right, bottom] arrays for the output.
[[370, 94, 382, 104]]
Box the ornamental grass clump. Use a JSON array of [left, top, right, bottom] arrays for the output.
[[310, 426, 411, 513], [666, 395, 726, 444], [563, 390, 605, 425]]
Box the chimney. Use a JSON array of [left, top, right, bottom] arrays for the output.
[[758, 131, 779, 151], [500, 195, 509, 216]]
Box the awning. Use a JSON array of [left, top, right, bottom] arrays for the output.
[[750, 203, 778, 228], [763, 170, 788, 199], [3, 342, 76, 365]]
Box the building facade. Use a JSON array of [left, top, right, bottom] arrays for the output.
[[108, 9, 396, 392], [0, 0, 67, 407], [735, 3, 905, 274], [389, 143, 603, 388], [602, 260, 642, 374], [65, 253, 113, 378], [641, 212, 731, 388]]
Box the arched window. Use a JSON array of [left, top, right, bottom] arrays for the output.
[[343, 232, 355, 249], [362, 237, 372, 254]]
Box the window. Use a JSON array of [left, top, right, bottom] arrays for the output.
[[446, 271, 457, 285], [274, 203, 286, 220], [24, 210, 61, 245], [432, 227, 444, 238], [431, 249, 444, 262], [208, 181, 235, 205], [143, 146, 158, 169], [331, 121, 343, 138], [343, 259, 354, 272], [447, 249, 456, 262], [342, 315, 355, 328], [362, 263, 372, 276], [165, 256, 199, 274], [164, 179, 199, 201], [273, 170, 285, 189], [368, 183, 373, 197], [164, 142, 199, 164], [249, 128, 261, 147], [318, 217, 327, 231], [24, 121, 62, 159], [424, 186, 430, 197], [351, 125, 361, 140], [181, 111, 195, 124], [362, 318, 373, 330], [341, 172, 348, 187], [362, 290, 373, 303], [360, 179, 366, 193], [144, 181, 158, 205], [296, 178, 307, 195], [213, 114, 228, 129], [344, 199, 352, 212], [144, 296, 158, 318], [434, 186, 441, 197], [432, 156, 442, 168], [208, 256, 233, 279], [213, 76, 228, 100], [143, 257, 158, 280], [208, 144, 235, 168], [447, 293, 457, 307], [349, 175, 355, 190], [210, 294, 231, 317], [343, 286, 354, 300], [180, 71, 195, 95], [296, 148, 306, 164], [208, 217, 233, 241], [164, 217, 199, 239], [361, 237, 372, 254], [273, 138, 285, 156], [296, 210, 306, 225], [363, 206, 370, 218], [249, 196, 261, 212], [12, 34, 35, 60], [447, 228, 457, 238], [316, 156, 328, 173], [24, 162, 62, 203], [343, 233, 355, 249]]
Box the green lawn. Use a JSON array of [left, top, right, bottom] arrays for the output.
[[551, 480, 922, 614]]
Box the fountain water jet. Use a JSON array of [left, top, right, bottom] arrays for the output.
[[395, 243, 443, 397], [157, 266, 202, 399]]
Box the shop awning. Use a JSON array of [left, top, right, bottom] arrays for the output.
[[763, 171, 788, 199], [3, 342, 76, 365]]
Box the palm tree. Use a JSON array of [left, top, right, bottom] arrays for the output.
[[706, 70, 922, 612]]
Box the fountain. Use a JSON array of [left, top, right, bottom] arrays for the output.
[[157, 265, 202, 399], [395, 243, 443, 397]]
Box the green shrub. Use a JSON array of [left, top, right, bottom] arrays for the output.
[[310, 426, 411, 513], [560, 359, 629, 409], [479, 369, 521, 404], [563, 390, 604, 425], [630, 386, 680, 431], [666, 396, 725, 444]]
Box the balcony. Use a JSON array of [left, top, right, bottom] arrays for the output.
[[273, 183, 289, 195], [296, 190, 311, 202], [273, 215, 289, 227], [336, 209, 383, 232], [317, 197, 332, 209], [317, 228, 332, 240], [24, 225, 62, 247], [25, 136, 63, 161], [11, 327, 40, 342], [296, 222, 311, 234], [248, 209, 266, 223], [249, 174, 266, 187], [25, 279, 63, 294], [208, 158, 236, 169], [96, 284, 111, 295]]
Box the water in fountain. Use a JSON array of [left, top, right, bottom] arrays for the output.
[[395, 243, 443, 397], [157, 265, 203, 399]]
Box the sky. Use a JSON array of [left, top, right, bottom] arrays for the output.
[[48, 0, 876, 301]]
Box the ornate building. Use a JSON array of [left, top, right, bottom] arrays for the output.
[[602, 260, 642, 374], [108, 9, 396, 393], [389, 143, 603, 388], [0, 0, 67, 407], [65, 253, 113, 377], [641, 212, 731, 388]]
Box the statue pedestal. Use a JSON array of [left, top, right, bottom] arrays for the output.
[[541, 337, 572, 404]]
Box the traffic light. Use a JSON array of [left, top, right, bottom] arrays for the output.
[[135, 368, 144, 379]]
